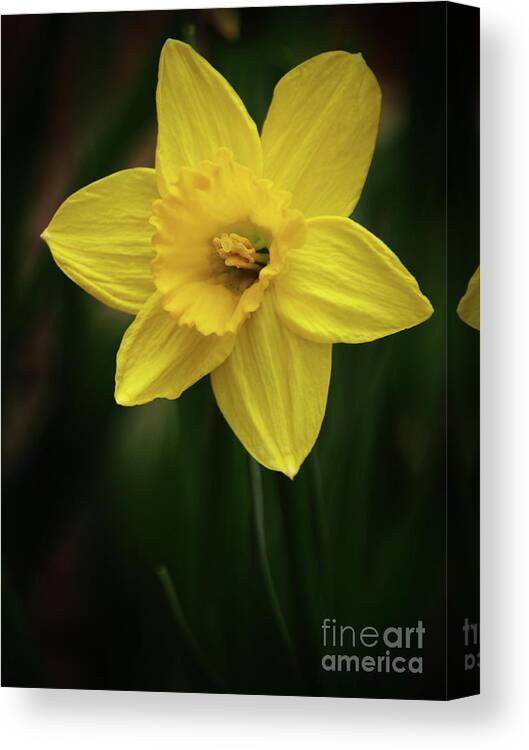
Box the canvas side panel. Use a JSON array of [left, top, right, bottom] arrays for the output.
[[446, 0, 480, 700]]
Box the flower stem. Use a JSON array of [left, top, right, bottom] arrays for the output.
[[248, 456, 296, 662], [309, 446, 331, 598], [157, 563, 226, 691]]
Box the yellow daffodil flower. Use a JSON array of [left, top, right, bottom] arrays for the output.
[[41, 40, 433, 478], [457, 267, 480, 330]]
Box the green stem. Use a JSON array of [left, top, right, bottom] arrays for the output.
[[309, 446, 331, 601], [157, 564, 226, 691], [248, 457, 296, 662]]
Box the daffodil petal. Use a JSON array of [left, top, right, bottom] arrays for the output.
[[115, 292, 234, 406], [155, 39, 262, 195], [274, 216, 433, 344], [211, 293, 331, 477], [261, 51, 381, 218], [41, 168, 158, 314], [457, 266, 480, 330]]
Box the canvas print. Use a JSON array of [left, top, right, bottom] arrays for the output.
[[2, 2, 479, 699]]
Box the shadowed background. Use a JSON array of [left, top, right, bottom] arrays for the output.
[[2, 3, 478, 697]]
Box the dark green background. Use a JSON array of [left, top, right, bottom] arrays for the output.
[[2, 3, 479, 698]]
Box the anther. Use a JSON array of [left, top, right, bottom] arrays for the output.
[[213, 232, 268, 271]]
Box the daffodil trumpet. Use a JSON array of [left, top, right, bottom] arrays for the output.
[[41, 39, 434, 478]]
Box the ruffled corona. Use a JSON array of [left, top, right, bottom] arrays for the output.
[[150, 148, 306, 336]]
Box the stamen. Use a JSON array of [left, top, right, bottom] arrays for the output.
[[213, 232, 269, 271]]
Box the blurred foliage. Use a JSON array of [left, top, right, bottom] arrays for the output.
[[2, 4, 478, 697]]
